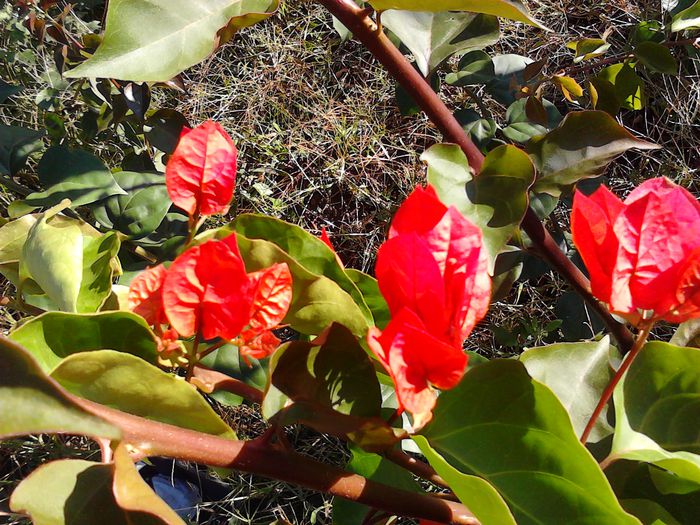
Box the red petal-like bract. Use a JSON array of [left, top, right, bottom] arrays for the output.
[[166, 120, 237, 216], [128, 264, 168, 326], [161, 235, 253, 340], [319, 226, 335, 251], [573, 177, 700, 324], [369, 185, 491, 426]]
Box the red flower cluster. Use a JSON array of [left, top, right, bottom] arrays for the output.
[[128, 234, 292, 359], [572, 177, 700, 325], [368, 186, 491, 427], [166, 120, 238, 217]]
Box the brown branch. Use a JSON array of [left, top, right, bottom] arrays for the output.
[[70, 395, 479, 525], [191, 365, 264, 404], [385, 448, 451, 491], [320, 0, 635, 353]]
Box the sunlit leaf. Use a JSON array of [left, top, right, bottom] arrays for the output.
[[671, 0, 700, 31], [598, 63, 645, 111], [527, 110, 660, 196], [368, 0, 546, 29], [0, 336, 120, 440], [51, 350, 236, 439], [381, 11, 499, 76], [64, 0, 280, 81], [421, 359, 640, 524], [9, 311, 158, 372], [519, 337, 616, 442]]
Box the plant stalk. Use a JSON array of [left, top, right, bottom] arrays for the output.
[[579, 322, 653, 444], [70, 395, 480, 525], [319, 0, 635, 354]]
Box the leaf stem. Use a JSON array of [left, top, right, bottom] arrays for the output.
[[191, 365, 264, 404], [385, 448, 452, 490], [579, 322, 653, 444], [318, 0, 636, 354]]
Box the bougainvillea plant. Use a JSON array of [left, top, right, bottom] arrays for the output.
[[1, 1, 700, 524]]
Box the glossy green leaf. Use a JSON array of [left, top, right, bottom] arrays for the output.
[[199, 342, 267, 406], [589, 77, 621, 115], [78, 231, 121, 312], [487, 54, 533, 104], [520, 337, 616, 442], [64, 0, 280, 82], [345, 268, 391, 329], [634, 42, 678, 74], [18, 146, 126, 212], [609, 342, 700, 488], [528, 110, 660, 196], [422, 360, 640, 525], [332, 445, 421, 524], [0, 336, 120, 441], [567, 38, 610, 63], [10, 449, 185, 525], [382, 12, 499, 76], [92, 171, 172, 239], [445, 50, 495, 86], [423, 143, 535, 271], [145, 109, 190, 154], [368, 0, 546, 29], [234, 214, 372, 325], [0, 124, 43, 176], [10, 311, 158, 372], [454, 109, 498, 148], [413, 436, 516, 525], [235, 232, 370, 336], [671, 0, 700, 31], [0, 79, 22, 104], [598, 63, 645, 111], [51, 350, 236, 439]]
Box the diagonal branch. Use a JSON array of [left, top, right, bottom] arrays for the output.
[[320, 0, 635, 353], [71, 395, 479, 525]]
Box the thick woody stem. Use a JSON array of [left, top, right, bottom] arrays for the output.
[[319, 0, 635, 353], [70, 396, 479, 525]]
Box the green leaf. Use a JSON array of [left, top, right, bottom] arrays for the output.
[[527, 110, 660, 196], [0, 124, 44, 176], [145, 109, 190, 154], [20, 213, 121, 313], [421, 359, 640, 525], [16, 146, 127, 213], [21, 212, 84, 312], [64, 0, 280, 82], [519, 337, 616, 442], [609, 342, 700, 488], [345, 268, 391, 329], [589, 77, 621, 116], [567, 38, 611, 62], [234, 214, 372, 325], [413, 436, 516, 525], [382, 12, 499, 76], [367, 0, 546, 29], [9, 311, 158, 372], [235, 231, 371, 336], [0, 336, 120, 441], [671, 0, 700, 31], [598, 63, 645, 111], [621, 499, 682, 525], [423, 143, 535, 271], [0, 79, 22, 104], [332, 445, 421, 524], [0, 214, 37, 284], [634, 42, 678, 74], [51, 350, 236, 439], [670, 319, 700, 348], [10, 447, 185, 525], [91, 171, 172, 239], [454, 109, 498, 148], [199, 343, 267, 406], [445, 50, 495, 86], [487, 54, 533, 104]]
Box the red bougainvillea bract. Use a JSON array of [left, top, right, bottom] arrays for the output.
[[572, 177, 700, 324], [166, 120, 238, 217], [367, 185, 491, 427]]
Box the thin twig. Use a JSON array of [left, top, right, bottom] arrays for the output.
[[579, 322, 653, 444]]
